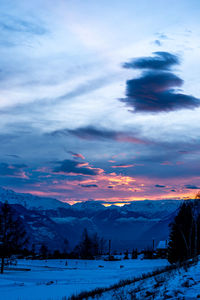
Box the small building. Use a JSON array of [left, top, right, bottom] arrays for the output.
[[156, 240, 168, 258]]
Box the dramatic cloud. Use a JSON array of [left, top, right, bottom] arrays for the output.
[[122, 52, 200, 112], [1, 1, 200, 203], [53, 159, 103, 176]]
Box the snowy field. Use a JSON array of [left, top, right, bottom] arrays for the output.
[[0, 259, 168, 300]]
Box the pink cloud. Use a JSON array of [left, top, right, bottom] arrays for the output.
[[111, 164, 134, 168]]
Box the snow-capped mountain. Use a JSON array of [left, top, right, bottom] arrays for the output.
[[0, 187, 183, 251], [122, 200, 181, 218], [72, 200, 106, 212], [0, 187, 70, 210]]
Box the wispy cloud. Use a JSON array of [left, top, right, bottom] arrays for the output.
[[58, 126, 149, 144], [0, 162, 28, 178], [68, 151, 85, 160], [0, 15, 47, 35]]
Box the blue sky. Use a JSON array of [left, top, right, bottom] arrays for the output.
[[1, 0, 200, 204]]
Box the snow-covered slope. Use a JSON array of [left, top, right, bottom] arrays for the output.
[[94, 259, 200, 300]]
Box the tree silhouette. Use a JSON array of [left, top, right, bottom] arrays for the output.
[[168, 201, 196, 263], [75, 229, 105, 259], [79, 228, 93, 259], [92, 233, 100, 257], [39, 244, 48, 259], [124, 250, 129, 259], [0, 202, 27, 273]]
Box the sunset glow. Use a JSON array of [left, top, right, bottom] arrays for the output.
[[0, 0, 200, 204]]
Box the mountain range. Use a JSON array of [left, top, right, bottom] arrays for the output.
[[0, 187, 182, 251]]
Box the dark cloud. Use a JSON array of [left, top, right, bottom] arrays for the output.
[[121, 52, 200, 112], [123, 52, 179, 70], [80, 184, 98, 188], [58, 126, 148, 144], [184, 185, 200, 189], [67, 127, 117, 140], [53, 159, 102, 176], [155, 184, 166, 188]]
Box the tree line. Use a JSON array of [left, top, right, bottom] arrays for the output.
[[0, 202, 108, 273]]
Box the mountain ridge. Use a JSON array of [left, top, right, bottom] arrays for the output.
[[0, 187, 183, 251]]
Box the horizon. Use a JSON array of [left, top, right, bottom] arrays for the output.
[[1, 1, 200, 204], [0, 185, 196, 207]]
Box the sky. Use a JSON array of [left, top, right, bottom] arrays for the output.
[[1, 0, 200, 205]]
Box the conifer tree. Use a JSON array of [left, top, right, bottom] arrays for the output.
[[168, 201, 194, 263], [80, 228, 93, 259]]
